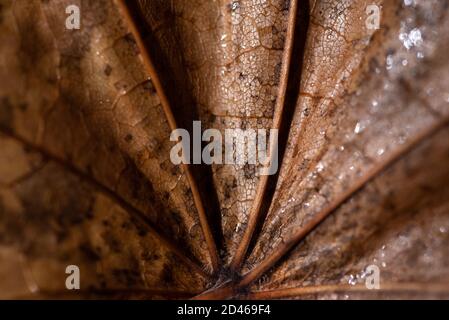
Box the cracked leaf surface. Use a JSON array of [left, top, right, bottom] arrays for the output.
[[1, 0, 449, 299]]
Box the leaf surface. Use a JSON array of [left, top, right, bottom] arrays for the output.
[[1, 0, 449, 299]]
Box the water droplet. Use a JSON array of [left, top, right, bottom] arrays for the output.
[[381, 262, 387, 268], [399, 28, 423, 50], [308, 171, 318, 180], [348, 275, 357, 286], [360, 269, 368, 279], [354, 122, 364, 134], [402, 59, 408, 66], [377, 148, 385, 156], [235, 222, 241, 232], [440, 226, 447, 234]]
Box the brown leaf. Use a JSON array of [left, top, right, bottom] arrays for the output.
[[1, 0, 449, 299]]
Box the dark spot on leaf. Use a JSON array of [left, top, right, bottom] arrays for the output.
[[104, 64, 112, 76], [243, 163, 255, 180], [124, 134, 133, 142]]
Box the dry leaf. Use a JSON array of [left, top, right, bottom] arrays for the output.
[[0, 0, 449, 299]]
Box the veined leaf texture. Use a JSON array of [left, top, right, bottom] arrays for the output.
[[0, 0, 449, 299]]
